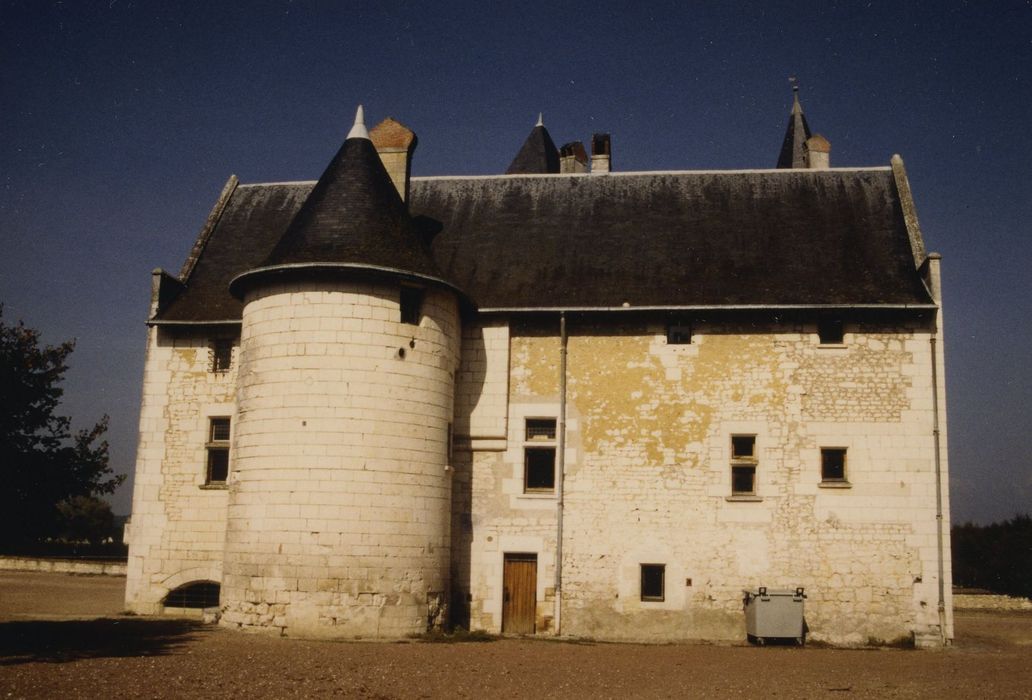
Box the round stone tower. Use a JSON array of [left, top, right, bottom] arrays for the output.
[[223, 107, 462, 639]]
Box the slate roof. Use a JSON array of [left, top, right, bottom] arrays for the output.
[[777, 90, 812, 169], [153, 166, 934, 323], [506, 124, 560, 174], [229, 135, 448, 299]]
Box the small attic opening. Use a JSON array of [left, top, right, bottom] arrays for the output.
[[163, 581, 220, 609]]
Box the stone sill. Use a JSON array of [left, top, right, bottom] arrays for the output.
[[199, 483, 228, 490], [818, 481, 852, 489], [519, 491, 557, 500], [725, 495, 764, 502], [817, 344, 848, 350]]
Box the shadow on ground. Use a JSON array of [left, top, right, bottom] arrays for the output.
[[0, 618, 204, 665]]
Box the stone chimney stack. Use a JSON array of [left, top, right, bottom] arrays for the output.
[[591, 133, 611, 173], [806, 134, 831, 169], [560, 141, 588, 173], [370, 117, 418, 201]]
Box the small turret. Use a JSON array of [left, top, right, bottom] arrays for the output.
[[222, 105, 462, 640]]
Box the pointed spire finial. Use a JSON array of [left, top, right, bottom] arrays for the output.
[[789, 77, 803, 114], [347, 104, 369, 140], [536, 112, 544, 127]]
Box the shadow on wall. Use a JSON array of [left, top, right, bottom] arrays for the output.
[[0, 618, 204, 665]]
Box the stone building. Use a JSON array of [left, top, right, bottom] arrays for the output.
[[125, 91, 952, 646]]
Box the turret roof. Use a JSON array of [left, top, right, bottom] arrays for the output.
[[506, 116, 560, 174], [776, 87, 813, 169], [229, 107, 452, 298]]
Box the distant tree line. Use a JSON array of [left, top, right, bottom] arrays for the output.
[[952, 514, 1032, 599]]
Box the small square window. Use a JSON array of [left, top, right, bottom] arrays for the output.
[[731, 435, 755, 460], [818, 319, 844, 345], [524, 447, 556, 492], [526, 418, 557, 441], [641, 564, 665, 602], [400, 286, 423, 326], [731, 465, 756, 495], [666, 322, 692, 345], [205, 417, 231, 485], [211, 339, 232, 372], [821, 448, 847, 482]]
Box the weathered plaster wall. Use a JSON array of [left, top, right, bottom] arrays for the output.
[[220, 280, 459, 639], [463, 318, 951, 646], [125, 327, 236, 613]]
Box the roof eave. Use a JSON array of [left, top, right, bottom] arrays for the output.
[[229, 262, 472, 304]]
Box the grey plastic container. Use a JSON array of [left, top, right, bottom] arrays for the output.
[[742, 587, 806, 645]]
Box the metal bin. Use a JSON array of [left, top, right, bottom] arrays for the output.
[[742, 586, 806, 645]]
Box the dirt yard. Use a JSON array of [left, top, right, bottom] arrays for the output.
[[0, 572, 1030, 699]]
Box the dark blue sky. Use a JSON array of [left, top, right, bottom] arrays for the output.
[[1, 0, 1029, 523]]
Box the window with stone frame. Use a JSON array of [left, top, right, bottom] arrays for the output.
[[205, 417, 231, 485], [640, 564, 665, 602], [730, 434, 757, 496], [524, 418, 557, 492], [211, 338, 233, 373], [821, 447, 848, 483]]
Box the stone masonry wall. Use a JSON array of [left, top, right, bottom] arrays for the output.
[[461, 317, 952, 645], [125, 326, 237, 613], [220, 280, 459, 639]]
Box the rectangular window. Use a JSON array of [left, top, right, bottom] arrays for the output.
[[640, 564, 665, 602], [526, 418, 557, 441], [731, 435, 757, 496], [524, 447, 556, 491], [400, 286, 423, 326], [666, 322, 692, 345], [205, 417, 230, 484], [821, 447, 847, 483], [211, 339, 232, 372], [818, 319, 844, 345]]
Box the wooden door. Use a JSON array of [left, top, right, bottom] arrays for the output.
[[502, 553, 537, 634]]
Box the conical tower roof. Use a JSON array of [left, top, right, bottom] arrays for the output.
[[776, 86, 812, 169], [231, 107, 458, 298], [506, 114, 560, 174]]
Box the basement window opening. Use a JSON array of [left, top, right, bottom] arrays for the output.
[[163, 581, 220, 609], [205, 417, 230, 485], [400, 286, 423, 326], [640, 564, 665, 602]]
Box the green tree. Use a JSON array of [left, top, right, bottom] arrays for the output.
[[55, 495, 117, 546], [0, 306, 124, 550]]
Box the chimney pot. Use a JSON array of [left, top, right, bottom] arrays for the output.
[[370, 118, 418, 201], [591, 133, 611, 174], [559, 141, 588, 173], [805, 134, 831, 170]]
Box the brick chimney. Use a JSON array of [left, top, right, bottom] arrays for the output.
[[591, 133, 611, 174], [560, 141, 588, 173], [806, 134, 831, 169], [370, 118, 418, 201]]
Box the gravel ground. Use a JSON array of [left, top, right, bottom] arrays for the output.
[[0, 572, 1029, 699]]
